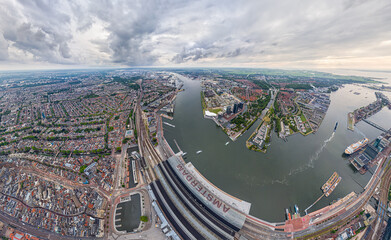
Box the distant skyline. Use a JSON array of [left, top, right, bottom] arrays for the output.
[[1, 0, 391, 70]]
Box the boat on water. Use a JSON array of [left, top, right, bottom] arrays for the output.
[[325, 177, 342, 197], [285, 208, 291, 220], [294, 205, 299, 214], [322, 172, 338, 192], [225, 142, 229, 145], [333, 122, 338, 132], [322, 172, 341, 197], [344, 138, 369, 155], [163, 122, 175, 128], [196, 150, 202, 154]]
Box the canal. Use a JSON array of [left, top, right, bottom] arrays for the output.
[[163, 71, 391, 222]]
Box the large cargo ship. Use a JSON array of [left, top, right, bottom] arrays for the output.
[[345, 138, 369, 155]]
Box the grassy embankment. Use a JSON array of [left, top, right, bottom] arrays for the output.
[[200, 91, 206, 115]]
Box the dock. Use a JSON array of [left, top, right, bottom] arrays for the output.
[[349, 132, 391, 174], [347, 92, 388, 131], [173, 139, 182, 153], [321, 172, 341, 197], [161, 114, 174, 120], [304, 194, 324, 215], [347, 112, 355, 131]]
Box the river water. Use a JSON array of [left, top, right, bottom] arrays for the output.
[[163, 70, 391, 222]]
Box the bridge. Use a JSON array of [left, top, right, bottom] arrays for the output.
[[362, 119, 387, 132]]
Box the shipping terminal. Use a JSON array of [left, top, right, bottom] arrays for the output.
[[349, 134, 391, 174]]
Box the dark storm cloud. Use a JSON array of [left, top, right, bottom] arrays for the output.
[[217, 48, 242, 58], [0, 0, 391, 68], [96, 1, 160, 65], [0, 0, 73, 63], [3, 23, 71, 60], [173, 46, 242, 63], [172, 47, 213, 63], [85, 0, 192, 66]]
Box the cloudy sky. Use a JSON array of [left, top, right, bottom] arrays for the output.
[[0, 0, 391, 70]]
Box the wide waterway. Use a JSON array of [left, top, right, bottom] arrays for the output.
[[163, 71, 391, 222]]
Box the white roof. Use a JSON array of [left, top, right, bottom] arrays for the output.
[[186, 162, 251, 214], [205, 110, 217, 117]]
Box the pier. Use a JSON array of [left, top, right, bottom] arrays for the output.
[[173, 139, 182, 153], [347, 112, 355, 131], [161, 113, 174, 120], [304, 194, 324, 215]]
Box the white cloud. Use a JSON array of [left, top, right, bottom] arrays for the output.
[[0, 0, 390, 69]]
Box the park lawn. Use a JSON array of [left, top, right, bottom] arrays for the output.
[[300, 112, 307, 122], [208, 108, 222, 114]]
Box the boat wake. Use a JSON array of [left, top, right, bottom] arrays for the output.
[[355, 127, 366, 138], [271, 177, 289, 185], [236, 174, 289, 187], [289, 132, 335, 176]]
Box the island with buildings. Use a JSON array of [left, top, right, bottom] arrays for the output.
[[198, 69, 341, 152]]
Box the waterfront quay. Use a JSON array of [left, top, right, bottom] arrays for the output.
[[133, 74, 391, 240], [349, 130, 391, 174], [143, 108, 391, 239]]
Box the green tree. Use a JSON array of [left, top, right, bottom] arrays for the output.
[[79, 165, 87, 173], [140, 216, 148, 222]]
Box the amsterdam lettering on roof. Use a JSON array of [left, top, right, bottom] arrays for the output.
[[176, 163, 231, 213]]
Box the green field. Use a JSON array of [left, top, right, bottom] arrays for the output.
[[208, 108, 222, 114], [217, 68, 375, 83]]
